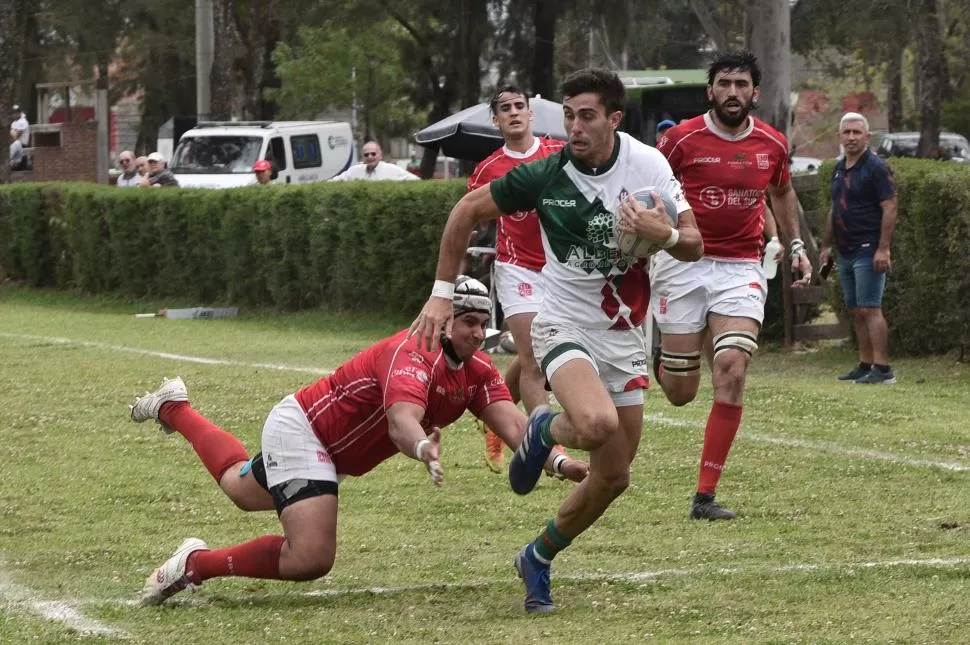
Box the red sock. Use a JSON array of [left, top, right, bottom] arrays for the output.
[[159, 402, 250, 482], [187, 535, 285, 584], [697, 401, 743, 495]]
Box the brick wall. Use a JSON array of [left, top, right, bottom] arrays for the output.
[[11, 121, 99, 183]]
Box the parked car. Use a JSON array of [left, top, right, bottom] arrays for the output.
[[869, 131, 970, 162], [790, 156, 824, 174], [170, 121, 356, 188]]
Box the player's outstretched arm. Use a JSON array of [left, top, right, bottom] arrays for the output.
[[387, 402, 443, 486], [409, 185, 504, 352], [479, 401, 588, 483]]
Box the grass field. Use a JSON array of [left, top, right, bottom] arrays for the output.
[[1, 286, 969, 644]]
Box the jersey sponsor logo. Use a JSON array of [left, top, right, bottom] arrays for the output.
[[659, 297, 668, 315], [435, 385, 447, 395], [408, 351, 425, 364], [728, 152, 751, 170], [541, 198, 577, 207], [699, 186, 727, 209], [756, 153, 770, 170], [727, 188, 763, 209], [487, 376, 505, 388], [692, 156, 721, 164], [392, 366, 430, 383], [518, 282, 533, 297], [316, 450, 332, 464], [631, 358, 647, 367], [509, 209, 533, 222]]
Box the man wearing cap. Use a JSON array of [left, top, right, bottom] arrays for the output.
[[128, 275, 588, 606], [253, 159, 273, 185], [656, 119, 677, 139], [141, 152, 179, 187], [330, 140, 419, 181], [116, 151, 141, 187]]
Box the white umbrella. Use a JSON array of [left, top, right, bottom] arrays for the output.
[[413, 97, 567, 163]]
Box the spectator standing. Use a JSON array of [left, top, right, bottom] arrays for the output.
[[116, 151, 141, 187], [252, 159, 273, 185], [820, 112, 898, 384], [141, 152, 179, 187], [10, 105, 29, 147], [9, 138, 23, 169], [330, 141, 419, 181], [653, 51, 812, 521]]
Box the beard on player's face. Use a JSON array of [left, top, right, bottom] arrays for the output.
[[712, 95, 754, 128]]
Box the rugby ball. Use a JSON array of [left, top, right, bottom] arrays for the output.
[[616, 187, 680, 258]]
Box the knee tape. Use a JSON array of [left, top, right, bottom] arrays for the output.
[[713, 331, 759, 363], [660, 350, 702, 376]]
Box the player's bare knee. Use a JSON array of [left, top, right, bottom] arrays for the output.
[[568, 407, 618, 449], [665, 382, 699, 407], [288, 551, 335, 581]]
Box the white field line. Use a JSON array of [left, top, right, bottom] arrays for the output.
[[643, 413, 970, 473], [2, 331, 968, 473], [0, 564, 127, 638], [107, 555, 970, 605], [0, 332, 332, 375]]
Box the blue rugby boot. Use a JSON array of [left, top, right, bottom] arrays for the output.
[[508, 405, 554, 495], [514, 543, 554, 613]]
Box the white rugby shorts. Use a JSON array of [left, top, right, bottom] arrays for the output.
[[650, 255, 766, 335], [493, 261, 544, 318], [531, 315, 649, 407], [261, 394, 339, 489]]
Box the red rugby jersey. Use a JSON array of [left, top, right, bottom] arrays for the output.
[[467, 137, 565, 270], [657, 113, 790, 260], [294, 330, 511, 476]]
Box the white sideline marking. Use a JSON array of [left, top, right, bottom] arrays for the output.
[[0, 564, 127, 638], [2, 331, 968, 473], [104, 555, 970, 606], [297, 555, 970, 598], [643, 413, 970, 473], [0, 332, 332, 375]]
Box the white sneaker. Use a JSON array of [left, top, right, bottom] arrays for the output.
[[140, 537, 209, 605], [129, 377, 188, 433]]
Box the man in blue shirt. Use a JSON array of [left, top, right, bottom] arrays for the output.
[[820, 112, 898, 384]]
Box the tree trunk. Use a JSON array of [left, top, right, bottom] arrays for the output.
[[887, 40, 904, 132], [916, 0, 944, 158], [0, 0, 29, 184], [210, 0, 243, 120], [689, 0, 729, 52], [745, 0, 791, 139], [532, 0, 557, 98]]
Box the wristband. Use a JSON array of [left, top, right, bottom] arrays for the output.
[[414, 438, 431, 461], [661, 227, 680, 249], [430, 280, 455, 300], [789, 238, 805, 256], [552, 454, 567, 476]]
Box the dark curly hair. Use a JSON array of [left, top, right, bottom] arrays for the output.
[[707, 51, 762, 88]]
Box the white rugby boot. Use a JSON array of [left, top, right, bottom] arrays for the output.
[[140, 538, 209, 605], [129, 377, 188, 433]]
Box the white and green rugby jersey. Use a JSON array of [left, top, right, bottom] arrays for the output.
[[490, 132, 690, 330]]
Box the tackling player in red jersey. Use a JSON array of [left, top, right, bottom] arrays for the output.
[[466, 86, 565, 472], [653, 51, 813, 520], [128, 276, 587, 605]]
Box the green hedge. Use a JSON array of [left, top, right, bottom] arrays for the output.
[[0, 180, 466, 317], [815, 158, 970, 356]]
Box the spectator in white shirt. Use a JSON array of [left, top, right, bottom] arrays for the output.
[[10, 139, 23, 169], [330, 140, 419, 181], [10, 106, 29, 147]]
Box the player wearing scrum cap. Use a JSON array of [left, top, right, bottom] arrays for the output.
[[128, 276, 587, 606]]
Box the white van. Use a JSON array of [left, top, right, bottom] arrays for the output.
[[170, 121, 356, 188]]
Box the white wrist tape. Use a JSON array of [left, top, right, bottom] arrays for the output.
[[789, 238, 805, 256], [431, 280, 455, 299], [414, 438, 431, 461], [662, 227, 680, 249], [552, 453, 567, 476]]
